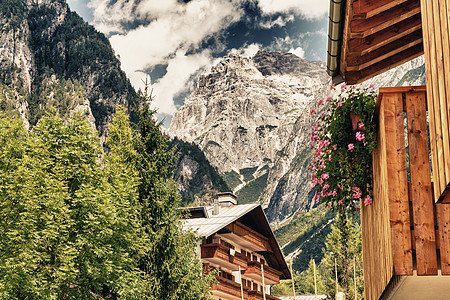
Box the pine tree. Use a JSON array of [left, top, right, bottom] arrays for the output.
[[302, 259, 325, 295], [321, 212, 364, 299], [127, 90, 214, 299]]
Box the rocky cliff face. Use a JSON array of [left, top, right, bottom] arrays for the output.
[[0, 0, 137, 139], [169, 50, 329, 210], [170, 50, 426, 224]]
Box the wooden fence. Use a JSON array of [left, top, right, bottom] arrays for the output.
[[362, 86, 450, 300]]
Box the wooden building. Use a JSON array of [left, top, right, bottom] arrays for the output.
[[183, 193, 291, 300], [327, 0, 450, 299]]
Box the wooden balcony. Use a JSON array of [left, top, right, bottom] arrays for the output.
[[242, 261, 282, 284], [222, 222, 272, 252], [362, 86, 450, 300], [201, 243, 247, 271], [247, 290, 280, 300], [212, 276, 247, 300]]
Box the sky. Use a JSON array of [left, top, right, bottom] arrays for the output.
[[66, 0, 329, 125]]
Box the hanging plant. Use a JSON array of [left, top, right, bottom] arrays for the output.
[[309, 83, 377, 212]]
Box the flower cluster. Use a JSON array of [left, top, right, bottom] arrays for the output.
[[308, 83, 377, 212]]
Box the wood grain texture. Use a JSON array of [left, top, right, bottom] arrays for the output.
[[361, 95, 394, 300], [383, 92, 414, 275], [405, 91, 438, 275], [437, 203, 450, 274]]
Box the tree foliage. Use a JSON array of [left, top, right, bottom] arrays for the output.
[[0, 102, 213, 299], [321, 212, 363, 299]]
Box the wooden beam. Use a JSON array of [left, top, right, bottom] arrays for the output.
[[437, 203, 450, 275], [348, 15, 422, 57], [352, 0, 412, 19], [350, 1, 421, 38], [339, 0, 353, 84], [420, 0, 440, 202], [405, 91, 438, 275], [344, 43, 423, 84], [347, 30, 423, 71], [383, 91, 414, 275]]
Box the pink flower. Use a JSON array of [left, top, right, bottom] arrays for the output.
[[332, 190, 337, 196], [321, 173, 329, 180], [364, 196, 372, 206], [358, 122, 365, 129], [356, 131, 365, 141], [369, 83, 375, 89], [309, 144, 313, 149], [341, 83, 347, 89], [352, 187, 362, 199], [348, 143, 355, 150], [324, 184, 330, 190], [321, 112, 325, 118], [310, 109, 316, 115], [337, 101, 342, 107], [330, 83, 336, 90], [338, 200, 343, 205], [318, 99, 323, 105], [326, 97, 332, 102], [332, 144, 337, 150], [337, 184, 343, 190]]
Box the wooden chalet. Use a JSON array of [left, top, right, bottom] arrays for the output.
[[183, 193, 291, 300], [327, 0, 450, 299]]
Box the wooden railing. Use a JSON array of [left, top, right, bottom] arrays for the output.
[[362, 86, 450, 300], [242, 261, 282, 284], [247, 290, 280, 300], [212, 276, 247, 299], [201, 243, 247, 270]]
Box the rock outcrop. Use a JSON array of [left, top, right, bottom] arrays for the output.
[[170, 50, 426, 224]]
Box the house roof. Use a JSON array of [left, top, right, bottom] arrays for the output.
[[327, 0, 424, 84], [183, 203, 291, 279]]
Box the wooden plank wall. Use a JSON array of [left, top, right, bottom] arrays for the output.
[[421, 0, 450, 201], [405, 91, 438, 275], [381, 89, 414, 275], [361, 94, 394, 300]]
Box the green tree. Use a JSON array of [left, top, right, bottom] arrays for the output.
[[0, 111, 146, 299], [321, 212, 364, 299], [301, 259, 325, 294], [130, 90, 214, 299]]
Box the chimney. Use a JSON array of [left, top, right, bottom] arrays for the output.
[[213, 198, 219, 215], [218, 192, 237, 207]]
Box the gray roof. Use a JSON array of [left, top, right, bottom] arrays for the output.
[[183, 203, 259, 238]]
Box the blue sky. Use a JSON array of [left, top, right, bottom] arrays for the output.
[[66, 0, 329, 122]]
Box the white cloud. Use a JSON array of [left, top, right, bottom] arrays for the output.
[[288, 47, 305, 58], [231, 43, 262, 58], [150, 50, 213, 114], [88, 0, 245, 115], [259, 15, 295, 29], [258, 0, 328, 19]]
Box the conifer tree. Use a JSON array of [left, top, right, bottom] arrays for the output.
[[130, 89, 214, 299], [302, 259, 325, 295], [321, 212, 363, 299]]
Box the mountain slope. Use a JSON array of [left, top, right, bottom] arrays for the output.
[[169, 50, 329, 214], [0, 0, 138, 138]]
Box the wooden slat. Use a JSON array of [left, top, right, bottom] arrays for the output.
[[361, 93, 394, 300], [345, 43, 424, 84], [383, 92, 414, 275], [405, 91, 438, 275], [352, 0, 412, 19], [347, 30, 423, 71], [350, 1, 421, 38], [432, 0, 450, 193], [438, 0, 450, 188], [348, 15, 422, 57], [339, 0, 353, 83], [420, 0, 440, 202], [437, 203, 450, 274]]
